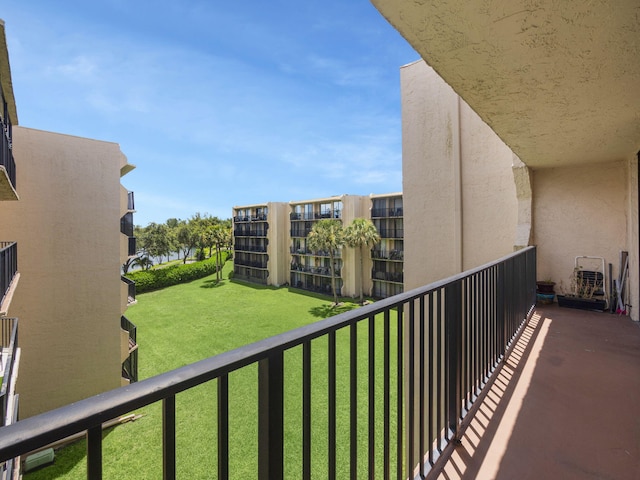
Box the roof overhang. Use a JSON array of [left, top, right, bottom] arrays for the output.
[[371, 0, 640, 168]]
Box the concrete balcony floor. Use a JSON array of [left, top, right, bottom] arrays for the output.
[[436, 305, 640, 480]]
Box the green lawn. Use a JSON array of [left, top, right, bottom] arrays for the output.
[[25, 261, 401, 479]]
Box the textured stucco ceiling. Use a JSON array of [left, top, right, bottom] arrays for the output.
[[372, 0, 640, 168]]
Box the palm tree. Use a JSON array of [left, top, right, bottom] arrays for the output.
[[345, 218, 381, 304], [307, 219, 345, 306]]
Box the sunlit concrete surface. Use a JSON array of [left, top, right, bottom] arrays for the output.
[[435, 305, 640, 479]]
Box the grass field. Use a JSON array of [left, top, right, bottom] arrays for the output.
[[24, 260, 401, 479]]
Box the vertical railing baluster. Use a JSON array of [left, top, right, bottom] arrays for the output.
[[383, 309, 391, 480], [303, 341, 312, 480], [446, 280, 462, 441], [436, 289, 442, 452], [163, 395, 176, 480], [350, 323, 358, 480], [407, 300, 415, 478], [428, 292, 434, 466], [418, 295, 426, 479], [87, 425, 102, 480], [218, 375, 229, 480], [329, 331, 337, 480], [368, 315, 376, 479], [396, 304, 403, 480], [258, 352, 284, 480]]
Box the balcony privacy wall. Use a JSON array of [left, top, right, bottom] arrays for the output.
[[401, 60, 519, 291]]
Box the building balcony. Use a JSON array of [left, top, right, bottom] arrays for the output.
[[290, 247, 342, 258], [290, 228, 312, 238], [371, 207, 403, 218], [290, 263, 340, 277], [0, 242, 18, 316], [7, 248, 637, 479], [127, 191, 135, 212], [371, 270, 403, 283], [234, 259, 268, 269], [120, 316, 138, 384], [234, 244, 267, 253], [376, 228, 404, 239], [128, 237, 137, 257], [0, 317, 18, 478], [372, 248, 404, 261], [121, 276, 136, 306], [0, 93, 16, 201], [234, 229, 268, 237]]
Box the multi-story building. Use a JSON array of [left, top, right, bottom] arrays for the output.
[[0, 19, 137, 420], [370, 193, 404, 299], [0, 19, 20, 478], [289, 195, 368, 298], [232, 202, 289, 286]]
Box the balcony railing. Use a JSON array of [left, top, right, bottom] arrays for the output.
[[372, 249, 404, 261], [376, 228, 404, 239], [128, 237, 137, 257], [120, 316, 138, 383], [371, 207, 403, 218], [0, 247, 535, 480], [127, 191, 135, 212], [0, 91, 15, 192], [234, 214, 268, 223], [234, 259, 268, 269], [122, 276, 136, 305], [290, 264, 341, 277], [0, 317, 18, 428], [290, 247, 342, 258], [234, 228, 268, 237], [120, 213, 134, 238], [0, 242, 17, 307], [234, 244, 267, 253], [290, 228, 313, 238], [372, 270, 404, 283]]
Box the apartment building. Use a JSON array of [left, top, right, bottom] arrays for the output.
[[233, 194, 403, 299], [232, 202, 289, 286], [0, 20, 137, 420]]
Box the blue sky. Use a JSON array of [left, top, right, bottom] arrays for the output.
[[3, 1, 418, 225]]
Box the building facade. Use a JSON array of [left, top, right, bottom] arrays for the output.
[[233, 194, 403, 299], [0, 19, 137, 419]]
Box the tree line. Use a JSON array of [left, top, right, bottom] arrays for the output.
[[125, 213, 232, 276]]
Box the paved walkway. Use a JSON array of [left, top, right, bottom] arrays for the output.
[[436, 305, 640, 480]]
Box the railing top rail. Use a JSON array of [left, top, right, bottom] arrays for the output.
[[0, 246, 535, 461], [0, 241, 16, 251]]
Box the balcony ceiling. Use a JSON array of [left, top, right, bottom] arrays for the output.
[[372, 0, 640, 168]]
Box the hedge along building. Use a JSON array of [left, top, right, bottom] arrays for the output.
[[373, 0, 640, 319]]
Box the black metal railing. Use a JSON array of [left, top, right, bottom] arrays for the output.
[[128, 237, 137, 257], [0, 91, 15, 192], [120, 213, 134, 238], [234, 214, 268, 223], [234, 259, 269, 269], [372, 249, 404, 261], [290, 247, 342, 258], [127, 191, 135, 212], [290, 228, 313, 238], [376, 229, 404, 239], [122, 276, 136, 304], [120, 316, 138, 383], [372, 270, 404, 283], [0, 247, 536, 480], [371, 207, 403, 218], [234, 228, 268, 237], [234, 244, 267, 253], [233, 268, 269, 284], [0, 317, 18, 428], [0, 242, 17, 306], [290, 264, 341, 277]]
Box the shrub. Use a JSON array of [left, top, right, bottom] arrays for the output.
[[126, 252, 229, 293]]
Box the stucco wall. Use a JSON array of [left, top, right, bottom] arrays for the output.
[[0, 127, 124, 417], [401, 60, 518, 290], [533, 161, 629, 304]]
